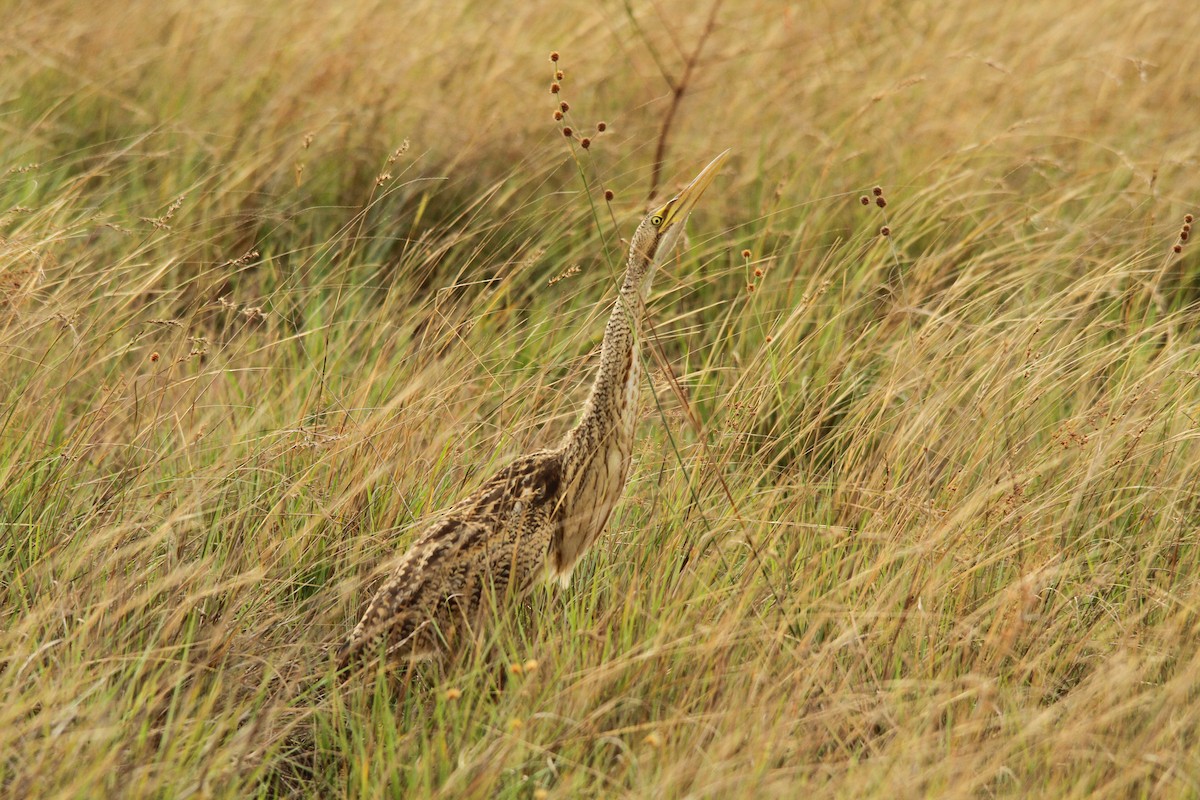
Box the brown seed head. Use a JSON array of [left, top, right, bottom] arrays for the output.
[[1183, 224, 1192, 233], [562, 127, 573, 137], [580, 137, 591, 149], [741, 249, 752, 259], [550, 83, 560, 94], [880, 225, 891, 236], [550, 51, 560, 62], [597, 121, 607, 132], [754, 267, 764, 277], [873, 186, 883, 197], [876, 197, 887, 208], [860, 196, 870, 206], [747, 283, 756, 293], [553, 110, 563, 121], [150, 351, 160, 362], [604, 189, 614, 201], [555, 70, 564, 80], [1181, 230, 1190, 242], [560, 101, 569, 112], [1187, 214, 1195, 223], [1174, 243, 1183, 253]]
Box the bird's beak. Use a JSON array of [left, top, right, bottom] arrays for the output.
[[656, 149, 731, 231]]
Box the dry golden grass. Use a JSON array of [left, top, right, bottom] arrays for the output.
[[4, 0, 1200, 796]]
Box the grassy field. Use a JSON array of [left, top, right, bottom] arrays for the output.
[[4, 0, 1200, 796]]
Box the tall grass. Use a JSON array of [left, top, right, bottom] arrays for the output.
[[3, 0, 1200, 796]]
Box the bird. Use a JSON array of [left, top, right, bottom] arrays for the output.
[[337, 150, 731, 669]]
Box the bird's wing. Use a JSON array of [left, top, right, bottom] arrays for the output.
[[337, 449, 565, 668], [337, 515, 492, 666]]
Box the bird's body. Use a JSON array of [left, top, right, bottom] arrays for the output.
[[338, 152, 729, 668], [338, 450, 565, 663]]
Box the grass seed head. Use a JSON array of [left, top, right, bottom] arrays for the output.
[[548, 264, 580, 286]]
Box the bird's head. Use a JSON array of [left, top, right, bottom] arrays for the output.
[[627, 149, 731, 280]]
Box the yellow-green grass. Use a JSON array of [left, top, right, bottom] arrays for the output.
[[4, 0, 1200, 796]]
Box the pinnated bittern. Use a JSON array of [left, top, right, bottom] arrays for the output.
[[338, 151, 730, 668]]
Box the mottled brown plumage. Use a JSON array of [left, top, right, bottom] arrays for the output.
[[338, 152, 729, 668]]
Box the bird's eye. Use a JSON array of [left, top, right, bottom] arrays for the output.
[[650, 214, 664, 227]]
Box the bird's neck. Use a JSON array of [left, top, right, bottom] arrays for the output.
[[560, 258, 653, 475]]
